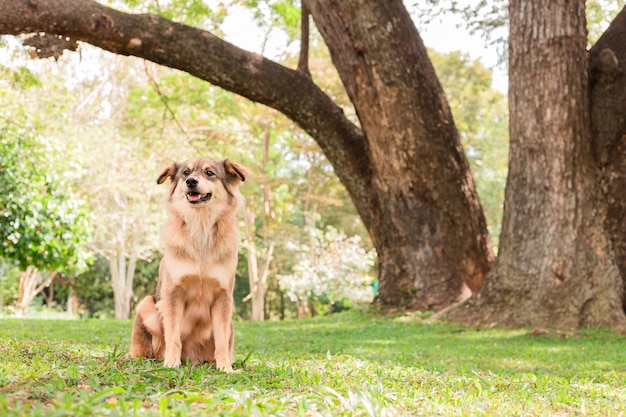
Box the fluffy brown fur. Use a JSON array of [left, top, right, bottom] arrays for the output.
[[130, 157, 247, 373]]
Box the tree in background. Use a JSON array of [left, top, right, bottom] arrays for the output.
[[0, 67, 91, 315], [52, 53, 167, 320], [0, 1, 506, 322], [0, 0, 494, 314], [7, 0, 622, 330], [277, 226, 375, 317], [242, 128, 276, 322], [117, 45, 369, 321]]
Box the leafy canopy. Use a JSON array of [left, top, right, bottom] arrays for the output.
[[0, 70, 91, 272]]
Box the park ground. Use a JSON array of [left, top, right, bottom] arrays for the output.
[[1, 310, 625, 416]]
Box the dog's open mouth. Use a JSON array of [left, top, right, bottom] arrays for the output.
[[186, 192, 212, 204]]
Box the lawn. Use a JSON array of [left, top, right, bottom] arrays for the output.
[[0, 310, 625, 416]]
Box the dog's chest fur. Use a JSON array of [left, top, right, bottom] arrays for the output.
[[163, 206, 238, 283], [158, 213, 238, 340]]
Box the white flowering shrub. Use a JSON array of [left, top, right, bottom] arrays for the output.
[[277, 226, 376, 306]]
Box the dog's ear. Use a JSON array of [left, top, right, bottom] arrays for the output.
[[223, 160, 247, 183], [157, 163, 178, 184]]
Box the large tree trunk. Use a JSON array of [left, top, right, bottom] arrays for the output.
[[0, 0, 493, 311], [449, 0, 626, 329], [307, 0, 493, 310], [589, 7, 626, 312]]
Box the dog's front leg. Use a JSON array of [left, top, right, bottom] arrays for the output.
[[211, 294, 236, 373], [162, 291, 184, 367]]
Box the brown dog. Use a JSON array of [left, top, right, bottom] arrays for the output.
[[130, 157, 247, 373]]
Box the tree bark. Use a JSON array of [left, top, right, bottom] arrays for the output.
[[448, 0, 626, 329], [242, 130, 275, 321], [109, 251, 136, 319], [243, 204, 273, 322], [67, 287, 80, 318], [589, 7, 626, 312], [307, 0, 493, 309], [15, 267, 54, 315], [0, 0, 493, 311]]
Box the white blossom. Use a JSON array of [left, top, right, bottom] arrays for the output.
[[277, 226, 376, 305]]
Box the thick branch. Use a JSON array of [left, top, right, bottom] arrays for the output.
[[590, 6, 626, 160], [590, 6, 626, 305], [0, 0, 374, 226]]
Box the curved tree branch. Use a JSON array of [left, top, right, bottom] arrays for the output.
[[0, 0, 374, 225], [589, 6, 626, 306]]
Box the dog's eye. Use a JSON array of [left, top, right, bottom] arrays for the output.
[[205, 169, 215, 178], [183, 169, 190, 176]]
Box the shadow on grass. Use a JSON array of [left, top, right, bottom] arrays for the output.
[[235, 310, 626, 379]]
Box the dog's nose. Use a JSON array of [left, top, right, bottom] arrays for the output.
[[186, 177, 198, 188]]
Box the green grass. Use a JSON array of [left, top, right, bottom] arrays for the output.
[[1, 310, 625, 416]]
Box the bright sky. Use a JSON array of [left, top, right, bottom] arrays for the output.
[[418, 16, 508, 93], [0, 2, 507, 93], [220, 4, 508, 93]]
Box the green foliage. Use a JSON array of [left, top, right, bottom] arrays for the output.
[[1, 311, 626, 415], [113, 0, 227, 29], [234, 251, 252, 320], [0, 265, 18, 308], [132, 255, 161, 305], [69, 256, 114, 318], [238, 0, 301, 35], [587, 0, 626, 44], [0, 107, 92, 273], [269, 0, 300, 28], [66, 254, 162, 319], [0, 65, 41, 89]]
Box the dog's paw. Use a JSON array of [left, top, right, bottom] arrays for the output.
[[215, 361, 239, 373], [163, 355, 181, 368], [219, 366, 241, 374]]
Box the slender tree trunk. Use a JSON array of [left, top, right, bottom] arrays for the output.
[[67, 287, 79, 318], [244, 204, 263, 321], [448, 0, 626, 329], [243, 130, 275, 321], [109, 251, 136, 319], [126, 252, 137, 313], [297, 0, 310, 76], [15, 267, 54, 316], [110, 254, 122, 318], [256, 242, 274, 318], [296, 299, 309, 318], [42, 282, 54, 308], [244, 204, 275, 322]]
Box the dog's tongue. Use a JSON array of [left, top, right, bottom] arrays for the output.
[[188, 192, 201, 202]]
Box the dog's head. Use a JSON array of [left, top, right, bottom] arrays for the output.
[[157, 158, 247, 211]]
